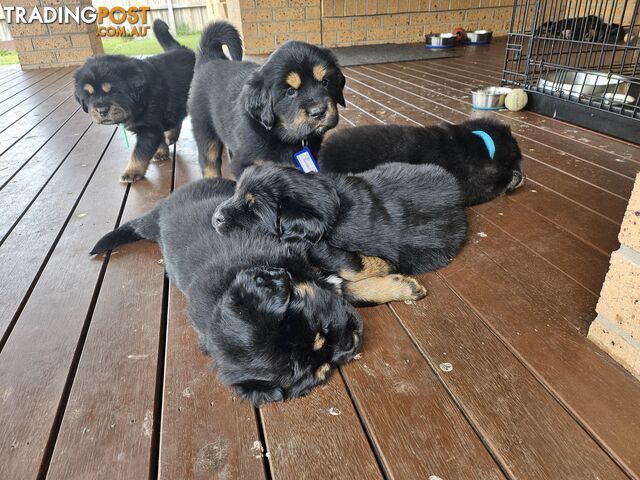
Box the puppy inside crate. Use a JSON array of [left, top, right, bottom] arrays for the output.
[[189, 21, 346, 179], [73, 20, 195, 183]]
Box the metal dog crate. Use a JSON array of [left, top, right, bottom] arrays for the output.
[[502, 0, 640, 143]]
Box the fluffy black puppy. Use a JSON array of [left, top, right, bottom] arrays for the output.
[[214, 163, 467, 290], [90, 178, 363, 405], [74, 20, 195, 183], [189, 21, 346, 179], [318, 118, 525, 206]]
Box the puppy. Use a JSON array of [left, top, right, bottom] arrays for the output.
[[189, 21, 346, 179], [74, 20, 195, 183], [90, 178, 367, 405], [214, 163, 467, 289], [318, 118, 525, 206]]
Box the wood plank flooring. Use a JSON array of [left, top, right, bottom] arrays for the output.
[[1, 39, 639, 479]]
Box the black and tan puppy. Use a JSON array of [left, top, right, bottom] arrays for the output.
[[214, 163, 467, 288], [89, 178, 423, 404], [189, 21, 346, 179], [74, 20, 195, 183], [319, 118, 525, 206]]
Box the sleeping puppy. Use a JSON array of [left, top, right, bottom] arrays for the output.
[[89, 178, 422, 404], [74, 20, 195, 183], [318, 118, 525, 206], [213, 163, 467, 286], [189, 21, 346, 179]]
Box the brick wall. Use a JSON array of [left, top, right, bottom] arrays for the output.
[[233, 0, 321, 54], [235, 0, 513, 53], [321, 0, 514, 47], [5, 0, 103, 69], [589, 174, 640, 380]]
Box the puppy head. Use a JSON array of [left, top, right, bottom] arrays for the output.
[[210, 266, 362, 405], [466, 118, 526, 192], [73, 56, 148, 125], [241, 41, 346, 142], [214, 165, 340, 243]]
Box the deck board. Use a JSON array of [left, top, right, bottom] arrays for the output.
[[1, 38, 640, 479]]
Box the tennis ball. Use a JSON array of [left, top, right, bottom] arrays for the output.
[[505, 89, 528, 111]]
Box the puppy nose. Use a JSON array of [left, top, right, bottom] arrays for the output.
[[351, 332, 361, 355], [214, 212, 225, 226], [96, 105, 110, 116], [308, 105, 326, 119]]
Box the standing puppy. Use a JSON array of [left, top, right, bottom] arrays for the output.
[[189, 21, 346, 179], [73, 20, 195, 183]]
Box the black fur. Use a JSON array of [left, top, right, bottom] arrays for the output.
[[73, 20, 195, 183], [214, 163, 468, 276], [318, 118, 525, 206], [90, 178, 363, 406], [535, 15, 625, 42], [189, 21, 346, 179]]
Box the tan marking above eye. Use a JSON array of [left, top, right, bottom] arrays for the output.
[[286, 71, 302, 90], [245, 193, 255, 205], [83, 83, 95, 95], [313, 65, 326, 82], [313, 332, 325, 351], [101, 82, 112, 93], [315, 363, 331, 381]]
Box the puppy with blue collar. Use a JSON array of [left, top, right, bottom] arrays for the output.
[[318, 118, 525, 206]]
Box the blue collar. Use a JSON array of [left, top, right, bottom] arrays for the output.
[[471, 130, 495, 159]]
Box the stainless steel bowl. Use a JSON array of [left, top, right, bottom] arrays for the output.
[[465, 30, 493, 43], [471, 86, 512, 110], [425, 33, 456, 48], [538, 71, 627, 99]]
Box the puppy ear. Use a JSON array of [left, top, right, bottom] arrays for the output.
[[279, 202, 328, 243], [336, 71, 346, 107], [228, 267, 290, 317], [75, 93, 88, 113], [243, 71, 275, 130]]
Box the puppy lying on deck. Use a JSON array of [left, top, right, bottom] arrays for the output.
[[90, 179, 423, 405], [214, 163, 468, 287], [318, 118, 525, 206], [73, 20, 195, 183]]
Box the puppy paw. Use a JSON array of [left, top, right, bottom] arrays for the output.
[[392, 275, 427, 301], [152, 152, 171, 163], [119, 171, 145, 183]]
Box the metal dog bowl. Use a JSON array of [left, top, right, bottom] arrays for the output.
[[538, 71, 627, 99], [426, 33, 456, 48], [603, 92, 637, 105], [471, 86, 512, 110], [464, 30, 493, 44]]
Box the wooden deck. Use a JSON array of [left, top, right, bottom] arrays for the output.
[[1, 40, 640, 479]]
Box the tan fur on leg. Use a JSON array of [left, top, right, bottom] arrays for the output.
[[164, 126, 181, 146], [339, 255, 394, 282], [120, 153, 150, 183], [203, 141, 222, 178], [152, 142, 171, 163], [345, 274, 426, 304]]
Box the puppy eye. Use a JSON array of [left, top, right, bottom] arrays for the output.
[[286, 88, 297, 97], [321, 78, 329, 87]]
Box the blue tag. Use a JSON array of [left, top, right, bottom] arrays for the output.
[[294, 146, 320, 173], [471, 130, 495, 159]]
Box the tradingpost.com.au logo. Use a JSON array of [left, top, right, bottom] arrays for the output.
[[2, 6, 151, 37]]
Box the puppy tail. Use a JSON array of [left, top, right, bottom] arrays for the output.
[[198, 21, 243, 62], [90, 210, 160, 256], [153, 20, 181, 51]]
